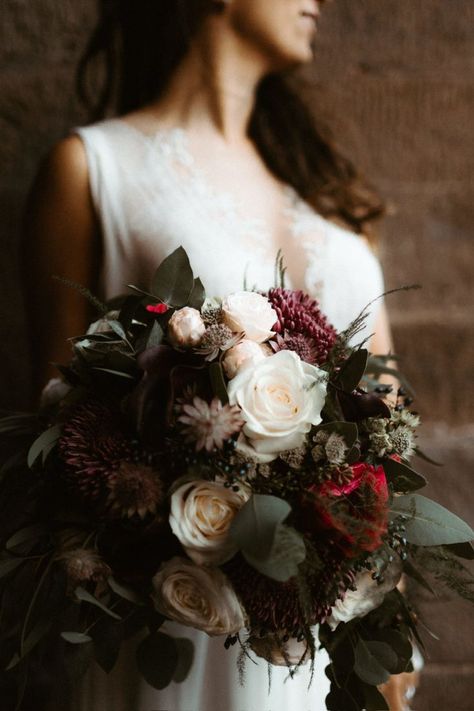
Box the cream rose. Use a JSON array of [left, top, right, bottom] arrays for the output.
[[227, 350, 327, 462], [152, 557, 246, 636], [326, 558, 403, 630], [170, 480, 250, 565], [223, 339, 270, 379], [40, 377, 72, 409], [167, 307, 206, 348], [221, 291, 277, 343]]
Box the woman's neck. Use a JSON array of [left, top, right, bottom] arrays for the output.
[[151, 17, 272, 144]]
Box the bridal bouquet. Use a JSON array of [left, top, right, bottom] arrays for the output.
[[1, 247, 473, 710]]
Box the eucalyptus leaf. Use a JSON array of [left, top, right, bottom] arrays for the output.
[[0, 556, 24, 578], [6, 618, 53, 669], [339, 349, 368, 392], [229, 494, 291, 560], [445, 541, 474, 560], [390, 494, 474, 546], [108, 576, 143, 605], [243, 523, 306, 582], [6, 524, 47, 551], [188, 277, 206, 311], [354, 638, 392, 685], [209, 362, 229, 405], [61, 631, 93, 644], [75, 586, 121, 620], [383, 458, 427, 493], [92, 367, 136, 380], [229, 495, 305, 581], [136, 632, 179, 689], [151, 247, 194, 307], [146, 321, 164, 349], [107, 319, 129, 342], [27, 424, 61, 468], [172, 637, 195, 683]]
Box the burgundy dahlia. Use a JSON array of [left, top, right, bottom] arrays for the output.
[[59, 400, 164, 517], [267, 288, 337, 365]]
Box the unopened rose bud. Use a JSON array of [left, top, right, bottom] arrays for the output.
[[167, 307, 206, 348]]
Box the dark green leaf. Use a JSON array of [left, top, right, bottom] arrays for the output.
[[383, 458, 427, 493], [27, 424, 61, 468], [74, 587, 121, 620], [188, 277, 206, 310], [172, 637, 195, 683], [136, 632, 179, 690], [6, 524, 47, 551], [354, 638, 392, 685], [339, 349, 368, 392], [229, 495, 305, 581], [244, 524, 306, 582], [107, 320, 129, 342], [6, 618, 53, 669], [0, 557, 24, 578], [91, 616, 123, 673], [92, 367, 136, 380], [146, 321, 164, 349], [61, 631, 93, 644], [108, 577, 143, 605], [362, 683, 390, 710], [230, 494, 291, 560], [390, 494, 474, 546], [209, 362, 229, 404], [151, 247, 195, 307], [445, 541, 474, 560], [370, 629, 413, 675]]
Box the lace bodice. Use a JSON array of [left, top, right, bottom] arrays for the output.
[[76, 119, 384, 339]]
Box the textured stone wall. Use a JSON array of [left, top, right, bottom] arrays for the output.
[[1, 1, 473, 708]]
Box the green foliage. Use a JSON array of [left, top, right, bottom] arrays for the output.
[[27, 425, 61, 468], [150, 246, 195, 307], [209, 362, 229, 405], [383, 458, 426, 493], [136, 632, 194, 689], [338, 349, 368, 392], [229, 495, 306, 581], [390, 494, 474, 546]]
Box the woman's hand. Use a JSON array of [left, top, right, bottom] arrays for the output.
[[380, 670, 420, 710]]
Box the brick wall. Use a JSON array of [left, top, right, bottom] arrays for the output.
[[1, 1, 473, 709]]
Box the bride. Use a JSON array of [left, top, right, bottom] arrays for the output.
[[23, 0, 417, 709]]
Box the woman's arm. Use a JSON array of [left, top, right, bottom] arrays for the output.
[[22, 135, 102, 406]]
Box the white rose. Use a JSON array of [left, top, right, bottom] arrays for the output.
[[170, 480, 250, 565], [168, 307, 206, 348], [152, 556, 246, 636], [223, 339, 270, 379], [227, 350, 327, 462], [327, 558, 403, 630], [221, 291, 277, 343]]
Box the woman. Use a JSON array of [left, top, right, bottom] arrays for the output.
[[23, 1, 416, 709]]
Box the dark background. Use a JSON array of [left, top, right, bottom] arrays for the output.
[[1, 1, 473, 708]]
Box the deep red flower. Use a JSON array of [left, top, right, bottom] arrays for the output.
[[302, 462, 389, 557], [267, 288, 337, 365], [146, 302, 169, 314]]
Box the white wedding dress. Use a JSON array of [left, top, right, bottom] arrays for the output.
[[70, 118, 385, 711]]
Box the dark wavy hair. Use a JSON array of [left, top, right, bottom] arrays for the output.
[[77, 0, 385, 237]]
